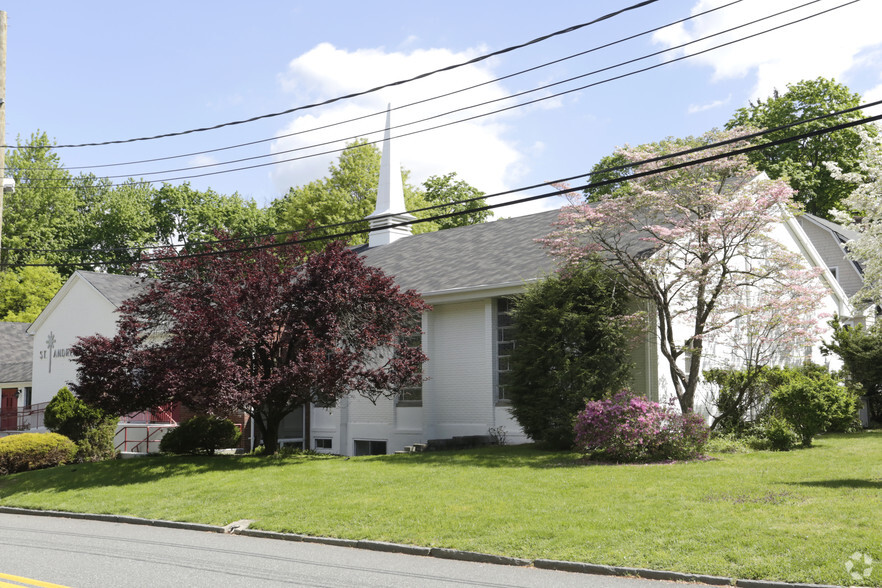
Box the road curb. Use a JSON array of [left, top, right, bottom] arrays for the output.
[[0, 506, 847, 587]]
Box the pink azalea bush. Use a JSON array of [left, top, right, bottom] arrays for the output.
[[574, 390, 709, 462]]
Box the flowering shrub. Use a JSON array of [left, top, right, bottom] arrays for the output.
[[574, 390, 709, 462]]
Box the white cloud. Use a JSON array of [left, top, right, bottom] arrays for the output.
[[270, 42, 530, 213], [863, 82, 882, 119], [687, 95, 731, 114], [189, 154, 220, 168], [652, 0, 882, 100]]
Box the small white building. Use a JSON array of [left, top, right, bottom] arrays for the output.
[[23, 271, 178, 452]]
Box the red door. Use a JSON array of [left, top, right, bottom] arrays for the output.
[[1, 388, 18, 431]]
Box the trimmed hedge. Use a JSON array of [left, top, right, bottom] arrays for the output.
[[160, 415, 241, 455], [0, 433, 77, 475]]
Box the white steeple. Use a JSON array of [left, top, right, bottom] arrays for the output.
[[367, 104, 415, 247]]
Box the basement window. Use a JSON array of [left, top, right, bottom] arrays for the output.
[[354, 440, 387, 456]]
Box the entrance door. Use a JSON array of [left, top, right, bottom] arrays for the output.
[[1, 388, 18, 431]]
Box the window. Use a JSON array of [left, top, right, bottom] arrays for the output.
[[23, 387, 32, 409], [397, 315, 423, 407], [495, 298, 516, 404], [829, 266, 839, 281], [315, 438, 332, 450], [354, 440, 387, 456]]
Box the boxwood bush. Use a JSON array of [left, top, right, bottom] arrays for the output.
[[160, 415, 241, 455], [0, 432, 77, 475]]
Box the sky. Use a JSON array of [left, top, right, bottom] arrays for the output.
[[3, 0, 882, 218]]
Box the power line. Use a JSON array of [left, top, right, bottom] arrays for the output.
[[51, 0, 746, 172], [7, 109, 881, 267], [9, 96, 880, 256], [4, 0, 659, 151], [7, 96, 880, 257], [14, 0, 854, 190], [72, 0, 834, 181]]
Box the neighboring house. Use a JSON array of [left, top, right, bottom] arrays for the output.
[[797, 213, 865, 302], [0, 322, 34, 435]]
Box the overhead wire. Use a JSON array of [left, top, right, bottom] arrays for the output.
[[64, 0, 837, 181], [7, 108, 881, 268], [14, 0, 856, 190], [53, 0, 747, 172], [3, 0, 660, 151], [8, 96, 881, 257]]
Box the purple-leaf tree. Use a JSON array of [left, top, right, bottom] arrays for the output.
[[544, 129, 827, 413], [71, 237, 429, 454]]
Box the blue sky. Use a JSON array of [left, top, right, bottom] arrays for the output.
[[4, 0, 882, 217]]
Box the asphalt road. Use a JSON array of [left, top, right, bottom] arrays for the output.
[[0, 512, 715, 588]]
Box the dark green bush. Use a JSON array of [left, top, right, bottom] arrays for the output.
[[0, 433, 77, 475], [508, 260, 635, 450], [160, 415, 241, 455], [704, 368, 775, 434], [771, 372, 833, 447], [760, 416, 799, 451], [44, 387, 118, 462]]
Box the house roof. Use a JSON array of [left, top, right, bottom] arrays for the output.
[[359, 209, 563, 296], [0, 322, 33, 382], [800, 213, 860, 243], [77, 271, 154, 307], [27, 271, 156, 335]]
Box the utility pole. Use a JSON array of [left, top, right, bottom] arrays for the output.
[[0, 11, 6, 268]]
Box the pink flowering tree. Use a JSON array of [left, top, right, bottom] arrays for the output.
[[544, 129, 827, 414]]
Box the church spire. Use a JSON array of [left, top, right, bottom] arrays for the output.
[[367, 104, 415, 247]]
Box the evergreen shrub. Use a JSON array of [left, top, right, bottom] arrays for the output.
[[44, 387, 118, 462], [0, 432, 77, 475], [160, 415, 241, 455], [508, 261, 635, 450]]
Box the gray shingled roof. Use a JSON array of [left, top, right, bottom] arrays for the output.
[[77, 271, 155, 307], [359, 210, 563, 295], [0, 322, 33, 382], [801, 213, 860, 243]]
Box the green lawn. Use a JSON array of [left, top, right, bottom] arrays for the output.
[[2, 432, 881, 586]]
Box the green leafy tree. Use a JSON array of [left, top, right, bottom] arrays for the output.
[[823, 315, 882, 421], [273, 140, 491, 246], [75, 177, 159, 272], [3, 132, 82, 272], [152, 182, 274, 246], [508, 260, 635, 449], [583, 151, 635, 202], [0, 265, 63, 322], [725, 77, 872, 218], [44, 387, 117, 462], [422, 172, 490, 229]]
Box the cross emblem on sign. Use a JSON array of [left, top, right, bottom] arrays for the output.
[[46, 331, 56, 373]]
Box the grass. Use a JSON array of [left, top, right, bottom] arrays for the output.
[[1, 432, 881, 586]]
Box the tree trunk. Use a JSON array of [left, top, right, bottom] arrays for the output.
[[303, 402, 311, 451]]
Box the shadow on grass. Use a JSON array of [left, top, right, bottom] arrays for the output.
[[789, 478, 882, 490], [0, 453, 339, 496], [366, 444, 586, 469]]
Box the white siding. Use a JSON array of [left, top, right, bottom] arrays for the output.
[[422, 300, 494, 440], [30, 277, 121, 405]]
